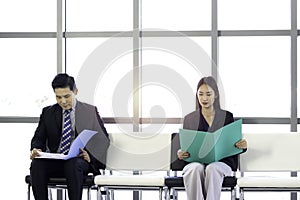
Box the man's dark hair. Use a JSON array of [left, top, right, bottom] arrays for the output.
[[51, 73, 76, 91]]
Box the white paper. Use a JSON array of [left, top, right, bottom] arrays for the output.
[[37, 152, 67, 159], [36, 129, 97, 160]]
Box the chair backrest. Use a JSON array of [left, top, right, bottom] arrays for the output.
[[170, 133, 187, 171], [106, 132, 171, 171], [240, 133, 300, 172]]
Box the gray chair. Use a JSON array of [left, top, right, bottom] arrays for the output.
[[164, 133, 238, 200]]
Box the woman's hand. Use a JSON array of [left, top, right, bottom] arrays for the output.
[[79, 148, 91, 163], [177, 149, 190, 160], [235, 139, 247, 149], [30, 148, 41, 160]]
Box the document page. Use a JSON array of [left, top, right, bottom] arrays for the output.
[[36, 129, 97, 160], [179, 119, 243, 164]]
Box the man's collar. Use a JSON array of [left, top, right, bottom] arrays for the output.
[[72, 98, 77, 111]]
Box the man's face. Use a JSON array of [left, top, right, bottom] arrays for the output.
[[54, 87, 77, 110]]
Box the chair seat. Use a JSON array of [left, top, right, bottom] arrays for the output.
[[238, 176, 300, 188], [165, 176, 237, 188], [94, 175, 165, 187], [25, 175, 95, 187]]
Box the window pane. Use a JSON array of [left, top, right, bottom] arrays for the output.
[[298, 0, 300, 29], [0, 123, 37, 199], [67, 0, 133, 31], [66, 38, 108, 76], [141, 124, 181, 134], [297, 39, 300, 116], [66, 37, 133, 117], [219, 37, 290, 117], [0, 0, 56, 31], [142, 0, 211, 30], [141, 37, 211, 119], [219, 0, 290, 30], [105, 124, 133, 133], [0, 39, 57, 116]]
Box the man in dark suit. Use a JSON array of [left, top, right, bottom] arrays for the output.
[[30, 73, 110, 200]]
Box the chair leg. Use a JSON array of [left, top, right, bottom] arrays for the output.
[[27, 185, 31, 200], [173, 189, 178, 200], [159, 187, 162, 200], [110, 188, 114, 200], [48, 188, 53, 200], [231, 187, 236, 200], [163, 187, 168, 200], [87, 187, 91, 200], [105, 188, 110, 200], [239, 188, 244, 200], [98, 187, 112, 200], [56, 189, 64, 200], [97, 187, 103, 200], [167, 188, 171, 200]]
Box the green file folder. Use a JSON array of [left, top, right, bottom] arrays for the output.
[[179, 119, 243, 164]]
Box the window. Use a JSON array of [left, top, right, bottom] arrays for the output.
[[0, 1, 298, 199]]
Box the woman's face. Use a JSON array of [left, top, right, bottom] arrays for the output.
[[197, 84, 216, 109]]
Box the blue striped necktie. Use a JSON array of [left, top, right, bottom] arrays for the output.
[[60, 109, 72, 154]]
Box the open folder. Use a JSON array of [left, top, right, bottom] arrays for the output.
[[179, 119, 243, 164], [36, 129, 97, 160]]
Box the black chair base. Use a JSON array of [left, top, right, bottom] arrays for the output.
[[25, 175, 96, 200], [165, 175, 237, 188]]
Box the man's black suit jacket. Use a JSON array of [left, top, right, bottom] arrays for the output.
[[31, 101, 110, 175]]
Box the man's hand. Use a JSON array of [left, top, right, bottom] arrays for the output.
[[30, 148, 41, 160], [79, 148, 90, 163]]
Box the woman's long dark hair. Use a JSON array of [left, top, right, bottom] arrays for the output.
[[195, 76, 221, 110]]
